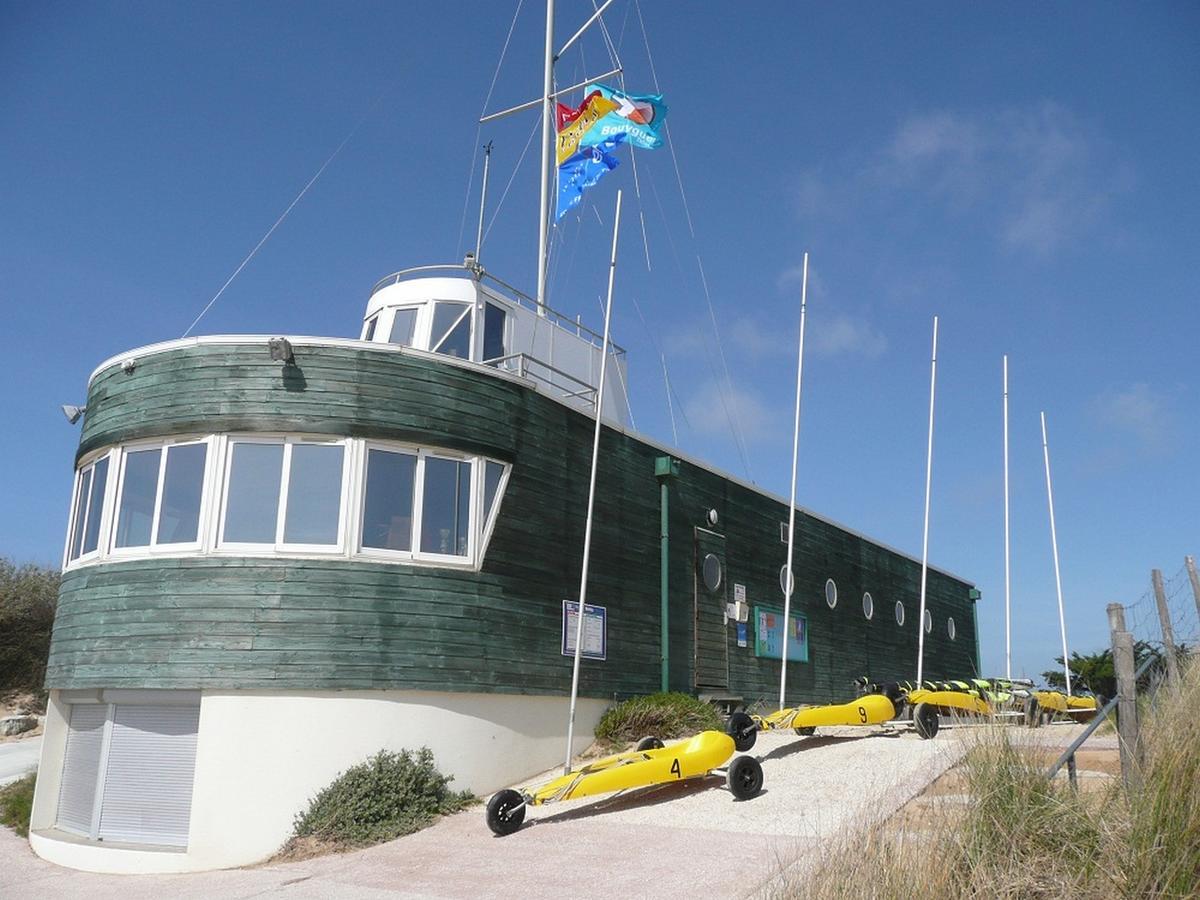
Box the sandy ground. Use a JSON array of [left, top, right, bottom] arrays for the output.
[[0, 723, 976, 899]]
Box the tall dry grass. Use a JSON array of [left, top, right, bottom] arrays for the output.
[[764, 662, 1200, 899]]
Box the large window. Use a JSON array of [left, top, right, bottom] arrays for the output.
[[220, 439, 346, 549], [67, 455, 110, 562], [359, 448, 506, 561], [114, 441, 208, 550], [389, 307, 419, 347], [483, 303, 507, 363]]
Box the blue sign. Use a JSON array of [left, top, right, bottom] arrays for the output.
[[562, 600, 607, 660]]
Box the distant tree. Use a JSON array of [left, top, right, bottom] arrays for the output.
[[1043, 641, 1180, 696], [0, 558, 60, 695]]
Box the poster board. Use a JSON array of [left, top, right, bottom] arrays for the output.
[[561, 600, 607, 660], [754, 605, 808, 662]]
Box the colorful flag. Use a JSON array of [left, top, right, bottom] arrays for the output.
[[556, 134, 626, 220], [580, 83, 667, 151], [556, 91, 619, 165]]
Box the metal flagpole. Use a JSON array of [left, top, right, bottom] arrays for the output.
[[779, 252, 808, 710], [915, 316, 938, 686], [536, 0, 556, 316], [564, 190, 622, 773], [1003, 355, 1011, 681], [1041, 411, 1072, 696], [474, 142, 493, 264]]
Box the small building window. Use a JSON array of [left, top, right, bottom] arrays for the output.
[[779, 565, 794, 597], [483, 460, 505, 526], [863, 592, 874, 620], [363, 316, 378, 341], [702, 553, 722, 592], [780, 522, 789, 545], [948, 617, 957, 640], [923, 609, 933, 634], [825, 578, 837, 609], [68, 455, 110, 562], [361, 448, 417, 551], [419, 455, 472, 557], [430, 301, 471, 358], [483, 303, 507, 363], [389, 308, 419, 347], [895, 601, 905, 626]]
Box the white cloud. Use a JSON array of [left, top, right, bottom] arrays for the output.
[[810, 313, 887, 358], [1092, 382, 1173, 453], [796, 102, 1125, 257], [683, 378, 775, 443]]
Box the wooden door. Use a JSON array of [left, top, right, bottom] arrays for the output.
[[694, 527, 729, 690]]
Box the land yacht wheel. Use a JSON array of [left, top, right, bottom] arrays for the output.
[[635, 736, 665, 751], [727, 712, 758, 752], [913, 702, 940, 740], [794, 726, 816, 737], [727, 756, 764, 800], [486, 789, 526, 836]]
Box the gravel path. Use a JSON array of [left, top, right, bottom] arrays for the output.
[[1, 724, 975, 899]]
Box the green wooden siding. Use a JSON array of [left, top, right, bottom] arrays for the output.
[[49, 342, 978, 702]]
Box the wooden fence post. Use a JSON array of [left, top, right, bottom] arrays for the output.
[[1107, 602, 1142, 791], [1152, 568, 1180, 684], [1186, 555, 1200, 627]]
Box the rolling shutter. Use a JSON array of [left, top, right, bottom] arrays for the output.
[[56, 704, 107, 835], [97, 704, 201, 847]]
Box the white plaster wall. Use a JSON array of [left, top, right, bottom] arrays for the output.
[[29, 691, 71, 832], [31, 688, 607, 874]]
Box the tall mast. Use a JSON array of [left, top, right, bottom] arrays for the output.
[[779, 252, 808, 710], [1002, 355, 1011, 681], [915, 316, 938, 686], [536, 0, 556, 316], [1041, 411, 1072, 696]]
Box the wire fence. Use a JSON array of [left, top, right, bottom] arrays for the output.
[[1120, 558, 1200, 659]]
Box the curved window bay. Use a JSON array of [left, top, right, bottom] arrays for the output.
[[65, 435, 509, 571]]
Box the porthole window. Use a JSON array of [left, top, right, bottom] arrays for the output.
[[825, 578, 837, 609], [895, 601, 905, 626], [779, 565, 794, 596], [923, 609, 932, 634], [702, 553, 722, 592], [947, 617, 956, 640], [863, 592, 874, 620]]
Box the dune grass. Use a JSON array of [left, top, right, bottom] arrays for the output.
[[0, 773, 35, 838], [766, 662, 1200, 899], [593, 692, 723, 745]]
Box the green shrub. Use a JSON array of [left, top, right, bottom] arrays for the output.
[[594, 692, 722, 744], [290, 749, 473, 848], [0, 559, 59, 694], [0, 773, 36, 838]]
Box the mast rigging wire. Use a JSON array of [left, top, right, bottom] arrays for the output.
[[457, 0, 526, 256], [180, 89, 387, 338]]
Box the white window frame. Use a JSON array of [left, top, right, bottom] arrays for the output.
[[109, 437, 212, 558], [216, 435, 351, 555], [63, 450, 116, 569], [356, 441, 421, 560], [385, 304, 425, 348], [479, 299, 511, 364], [477, 458, 511, 557], [427, 300, 474, 358], [362, 314, 379, 341]]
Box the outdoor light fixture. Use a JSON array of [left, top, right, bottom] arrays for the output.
[[61, 404, 86, 425], [268, 337, 294, 364]]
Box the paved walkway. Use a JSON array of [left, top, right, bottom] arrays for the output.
[[2, 725, 976, 899], [0, 736, 41, 787]]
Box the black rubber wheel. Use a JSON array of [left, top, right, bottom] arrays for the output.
[[727, 755, 764, 800], [794, 726, 816, 737], [726, 711, 758, 752], [913, 702, 940, 740], [635, 736, 665, 751], [1024, 696, 1041, 729], [486, 789, 526, 836]]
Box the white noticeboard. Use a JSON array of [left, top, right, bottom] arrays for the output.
[[561, 600, 607, 660]]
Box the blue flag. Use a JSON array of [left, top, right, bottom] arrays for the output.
[[556, 134, 626, 220], [580, 83, 667, 151]]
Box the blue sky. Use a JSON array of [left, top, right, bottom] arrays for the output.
[[2, 1, 1197, 681]]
